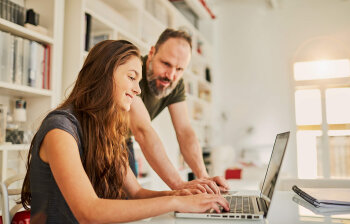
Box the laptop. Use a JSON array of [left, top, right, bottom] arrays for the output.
[[175, 131, 290, 220]]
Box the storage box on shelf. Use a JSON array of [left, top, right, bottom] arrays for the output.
[[0, 0, 64, 181]]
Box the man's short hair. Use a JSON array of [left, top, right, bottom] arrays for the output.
[[154, 28, 192, 53]]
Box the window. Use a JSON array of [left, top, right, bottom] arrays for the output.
[[294, 59, 350, 179]]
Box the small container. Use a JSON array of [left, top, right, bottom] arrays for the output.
[[14, 98, 27, 122]]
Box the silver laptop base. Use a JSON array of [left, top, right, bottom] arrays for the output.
[[175, 212, 264, 220]]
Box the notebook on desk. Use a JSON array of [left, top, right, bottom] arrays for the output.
[[293, 195, 350, 216], [175, 131, 290, 221], [292, 185, 350, 208]]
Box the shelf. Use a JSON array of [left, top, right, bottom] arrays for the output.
[[190, 118, 206, 127], [198, 79, 211, 91], [186, 93, 209, 106], [183, 0, 213, 19], [85, 8, 116, 31], [141, 10, 166, 46], [185, 70, 211, 89], [162, 0, 196, 31], [0, 18, 54, 44], [155, 0, 213, 48], [0, 81, 52, 98], [85, 7, 149, 52], [0, 144, 30, 151], [196, 30, 211, 47], [193, 51, 208, 64], [100, 0, 142, 12], [117, 29, 149, 53]]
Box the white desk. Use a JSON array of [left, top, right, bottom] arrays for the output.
[[125, 191, 350, 224]]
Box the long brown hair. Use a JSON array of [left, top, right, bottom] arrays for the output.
[[21, 40, 141, 209]]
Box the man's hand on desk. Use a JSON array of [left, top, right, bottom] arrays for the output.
[[173, 176, 229, 195]]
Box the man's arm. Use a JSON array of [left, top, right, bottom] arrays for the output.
[[129, 96, 185, 190], [168, 101, 208, 178], [168, 101, 229, 192], [129, 97, 228, 193]]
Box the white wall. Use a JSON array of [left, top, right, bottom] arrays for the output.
[[212, 0, 350, 177]]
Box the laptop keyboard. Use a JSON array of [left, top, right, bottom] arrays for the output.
[[216, 196, 254, 214]]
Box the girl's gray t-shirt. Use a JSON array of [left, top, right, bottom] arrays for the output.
[[30, 108, 84, 223]]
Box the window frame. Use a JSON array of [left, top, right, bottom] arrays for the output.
[[294, 76, 350, 179]]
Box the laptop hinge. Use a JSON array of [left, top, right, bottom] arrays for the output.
[[256, 197, 268, 216]]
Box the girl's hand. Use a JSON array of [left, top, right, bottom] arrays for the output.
[[174, 193, 229, 213]]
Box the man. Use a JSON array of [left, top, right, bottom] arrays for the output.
[[128, 29, 229, 194]]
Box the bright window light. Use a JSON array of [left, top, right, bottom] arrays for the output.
[[294, 59, 350, 81], [297, 131, 322, 179], [326, 88, 350, 124], [295, 89, 322, 125], [328, 130, 350, 136]]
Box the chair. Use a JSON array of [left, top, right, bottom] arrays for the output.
[[0, 174, 30, 224]]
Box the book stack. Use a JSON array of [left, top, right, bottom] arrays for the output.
[[0, 0, 25, 26], [0, 30, 50, 89]]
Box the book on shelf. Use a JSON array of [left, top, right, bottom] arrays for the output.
[[0, 30, 51, 89], [84, 13, 91, 52], [35, 42, 44, 89], [0, 0, 26, 26], [292, 185, 350, 208], [41, 44, 51, 90], [22, 38, 30, 85], [13, 36, 23, 84], [28, 40, 38, 87], [0, 31, 14, 83], [46, 45, 50, 90]]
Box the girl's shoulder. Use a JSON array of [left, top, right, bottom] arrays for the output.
[[37, 107, 84, 150]]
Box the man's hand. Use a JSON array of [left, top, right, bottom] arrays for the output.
[[209, 176, 230, 192], [173, 176, 229, 194], [169, 188, 202, 196]]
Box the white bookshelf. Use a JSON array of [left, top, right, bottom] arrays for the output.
[[0, 144, 30, 151], [0, 81, 52, 97], [0, 18, 54, 44], [0, 0, 65, 181], [62, 0, 214, 187]]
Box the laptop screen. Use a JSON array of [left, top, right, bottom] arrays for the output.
[[260, 132, 290, 203]]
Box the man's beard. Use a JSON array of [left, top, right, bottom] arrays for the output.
[[146, 60, 178, 99]]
